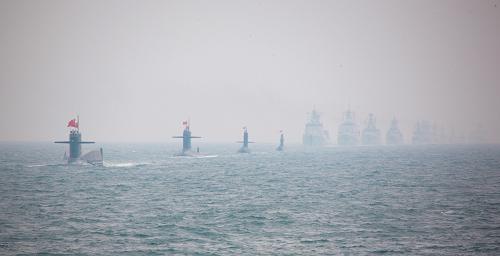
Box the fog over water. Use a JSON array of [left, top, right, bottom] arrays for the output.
[[1, 0, 499, 143]]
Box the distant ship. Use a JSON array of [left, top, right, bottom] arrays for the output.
[[276, 131, 284, 151], [362, 113, 381, 145], [337, 110, 360, 146], [303, 109, 330, 146], [237, 127, 253, 153], [412, 120, 434, 144], [172, 121, 202, 156], [386, 118, 404, 145], [54, 116, 103, 165]]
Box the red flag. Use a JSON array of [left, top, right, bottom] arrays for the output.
[[67, 119, 78, 128]]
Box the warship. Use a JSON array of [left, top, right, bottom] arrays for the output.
[[54, 116, 103, 165], [302, 109, 330, 146], [386, 118, 404, 145], [412, 120, 434, 144], [237, 127, 253, 153], [276, 131, 284, 151], [337, 110, 360, 146], [172, 121, 202, 156], [361, 113, 381, 145]]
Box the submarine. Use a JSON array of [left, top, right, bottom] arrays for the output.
[[276, 131, 284, 151], [237, 127, 254, 153], [54, 116, 103, 166], [172, 121, 202, 156]]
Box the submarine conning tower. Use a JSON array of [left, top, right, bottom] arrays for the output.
[[276, 132, 284, 151], [237, 127, 253, 153], [68, 130, 82, 160], [243, 128, 249, 148], [183, 126, 192, 152], [173, 121, 201, 153], [54, 117, 95, 163]]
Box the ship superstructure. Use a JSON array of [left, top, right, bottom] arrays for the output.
[[54, 116, 103, 165], [362, 113, 381, 145], [386, 118, 404, 145], [302, 109, 330, 146], [337, 110, 360, 146]]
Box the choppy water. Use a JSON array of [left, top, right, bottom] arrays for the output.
[[1, 143, 499, 255]]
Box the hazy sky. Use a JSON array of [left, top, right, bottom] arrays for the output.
[[1, 0, 499, 143]]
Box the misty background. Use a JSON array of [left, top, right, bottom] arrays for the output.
[[1, 0, 499, 143]]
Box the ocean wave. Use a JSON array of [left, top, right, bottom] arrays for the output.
[[104, 162, 151, 168]]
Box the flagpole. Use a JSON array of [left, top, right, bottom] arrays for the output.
[[77, 115, 80, 132]]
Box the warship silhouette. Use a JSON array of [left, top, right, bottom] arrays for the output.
[[302, 109, 329, 146], [54, 116, 103, 165], [338, 110, 360, 146], [361, 113, 381, 145], [386, 118, 404, 145], [237, 127, 253, 153], [172, 121, 202, 156]]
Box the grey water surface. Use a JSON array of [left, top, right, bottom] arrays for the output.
[[1, 143, 499, 255]]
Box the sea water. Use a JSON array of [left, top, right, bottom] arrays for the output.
[[1, 143, 499, 255]]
